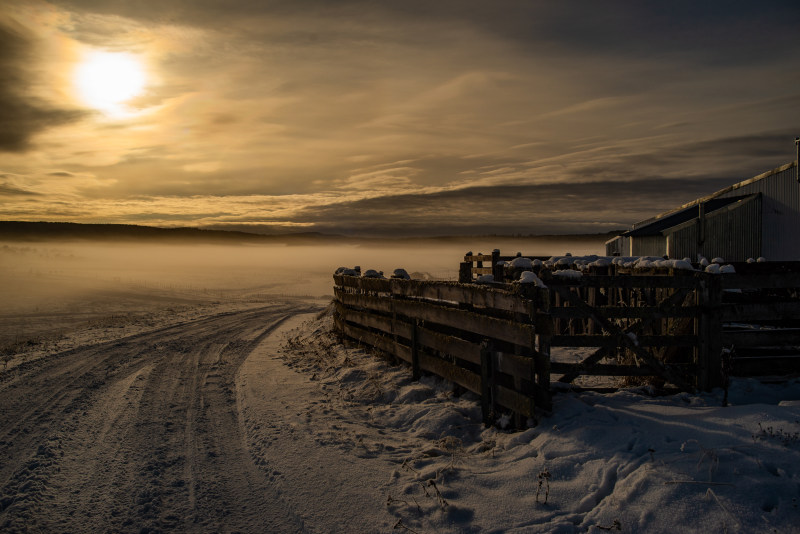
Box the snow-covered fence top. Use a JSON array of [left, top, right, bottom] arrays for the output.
[[334, 260, 800, 421], [457, 252, 800, 387]]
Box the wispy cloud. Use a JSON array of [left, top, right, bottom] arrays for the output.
[[1, 0, 798, 235]]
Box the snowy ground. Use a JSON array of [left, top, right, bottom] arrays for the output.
[[265, 310, 800, 533], [1, 241, 799, 532]]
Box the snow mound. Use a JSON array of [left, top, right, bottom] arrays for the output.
[[509, 257, 533, 269], [516, 271, 547, 287], [392, 268, 411, 280]]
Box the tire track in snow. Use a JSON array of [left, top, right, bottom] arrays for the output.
[[0, 302, 320, 533]]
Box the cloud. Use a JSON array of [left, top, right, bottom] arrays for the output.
[[0, 16, 85, 152], [286, 178, 738, 236], [2, 1, 798, 235], [0, 178, 40, 196]]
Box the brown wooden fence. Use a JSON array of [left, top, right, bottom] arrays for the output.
[[333, 262, 800, 424], [333, 275, 551, 425]]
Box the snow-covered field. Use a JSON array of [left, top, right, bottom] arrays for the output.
[[268, 311, 800, 533], [1, 241, 799, 533]]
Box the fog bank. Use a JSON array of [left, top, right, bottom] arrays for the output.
[[0, 237, 604, 347]]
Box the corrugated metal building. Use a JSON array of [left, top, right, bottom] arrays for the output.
[[605, 161, 800, 260]]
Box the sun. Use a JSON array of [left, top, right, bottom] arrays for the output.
[[74, 51, 147, 116]]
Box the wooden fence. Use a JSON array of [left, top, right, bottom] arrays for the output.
[[333, 261, 800, 424], [333, 275, 551, 425]]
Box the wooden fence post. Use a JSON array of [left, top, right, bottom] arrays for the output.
[[537, 288, 552, 412], [697, 273, 725, 391], [480, 339, 495, 426], [459, 261, 472, 283], [492, 250, 504, 282], [705, 274, 723, 390], [411, 320, 420, 381]]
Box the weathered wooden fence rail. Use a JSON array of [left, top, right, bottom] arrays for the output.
[[333, 262, 800, 424], [333, 275, 551, 424]]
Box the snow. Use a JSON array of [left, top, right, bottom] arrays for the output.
[[516, 271, 547, 287], [3, 242, 800, 533], [392, 268, 411, 280], [251, 312, 800, 533], [510, 256, 534, 269]]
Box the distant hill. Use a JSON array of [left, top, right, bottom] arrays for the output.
[[0, 221, 623, 245], [0, 221, 339, 244]]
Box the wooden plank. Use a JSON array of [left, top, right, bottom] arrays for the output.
[[338, 302, 485, 365], [337, 304, 412, 339], [719, 302, 800, 322], [416, 327, 482, 366], [465, 254, 495, 262], [388, 279, 531, 314], [551, 335, 698, 347], [720, 273, 800, 290], [549, 305, 700, 320], [338, 319, 483, 394], [339, 290, 536, 347], [544, 274, 702, 290], [731, 356, 800, 376], [495, 351, 535, 380], [335, 276, 536, 315], [418, 351, 481, 395], [495, 385, 534, 418], [337, 297, 549, 368], [722, 329, 800, 348], [550, 362, 690, 376], [336, 290, 394, 314], [338, 320, 412, 364], [391, 298, 535, 348]]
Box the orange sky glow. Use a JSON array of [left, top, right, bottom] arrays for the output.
[[1, 1, 798, 236]]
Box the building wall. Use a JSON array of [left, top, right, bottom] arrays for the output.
[[604, 235, 630, 256], [630, 235, 666, 257], [667, 195, 762, 261], [715, 163, 799, 260]]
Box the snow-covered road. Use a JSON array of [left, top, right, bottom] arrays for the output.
[[0, 303, 320, 532]]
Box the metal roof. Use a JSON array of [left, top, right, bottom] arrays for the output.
[[632, 161, 796, 230], [622, 195, 750, 237]]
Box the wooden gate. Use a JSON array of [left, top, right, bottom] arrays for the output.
[[538, 269, 715, 391]]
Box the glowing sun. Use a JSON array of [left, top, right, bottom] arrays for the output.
[[75, 51, 147, 115]]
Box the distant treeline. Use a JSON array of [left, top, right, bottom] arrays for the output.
[[0, 221, 623, 245], [0, 221, 332, 244]]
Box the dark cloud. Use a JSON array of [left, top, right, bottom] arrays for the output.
[[287, 177, 736, 236], [0, 183, 40, 196], [50, 1, 800, 65], [0, 19, 85, 152]]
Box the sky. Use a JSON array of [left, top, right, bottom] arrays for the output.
[[1, 0, 799, 237]]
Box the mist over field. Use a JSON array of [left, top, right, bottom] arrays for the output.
[[0, 236, 604, 348]]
